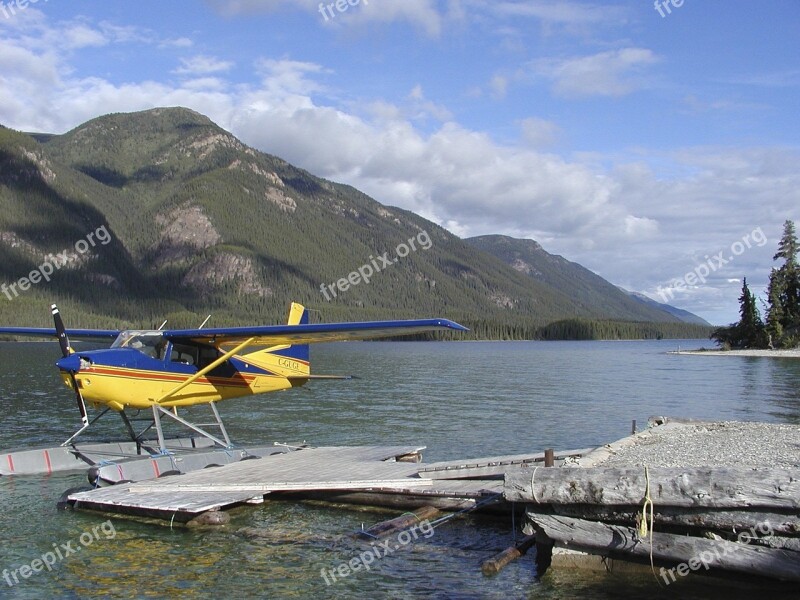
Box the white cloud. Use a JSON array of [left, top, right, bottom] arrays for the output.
[[491, 0, 626, 26], [61, 24, 109, 49], [490, 74, 509, 99], [254, 58, 329, 95], [520, 117, 560, 148], [406, 85, 452, 122], [175, 55, 234, 75], [533, 48, 660, 98], [160, 37, 194, 49], [205, 0, 443, 36]]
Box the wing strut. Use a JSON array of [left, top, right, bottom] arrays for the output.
[[153, 337, 257, 405]]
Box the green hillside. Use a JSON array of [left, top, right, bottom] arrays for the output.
[[0, 108, 706, 339]]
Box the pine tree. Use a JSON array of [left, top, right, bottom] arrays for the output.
[[713, 278, 766, 349], [765, 269, 784, 348], [737, 278, 766, 348], [771, 220, 800, 331]]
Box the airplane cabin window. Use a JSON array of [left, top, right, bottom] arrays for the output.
[[170, 345, 199, 366]]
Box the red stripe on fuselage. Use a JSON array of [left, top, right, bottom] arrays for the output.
[[85, 366, 258, 388]]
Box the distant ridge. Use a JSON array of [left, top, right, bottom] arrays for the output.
[[623, 290, 711, 326], [465, 235, 707, 325]]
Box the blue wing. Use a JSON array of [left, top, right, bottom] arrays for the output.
[[0, 327, 120, 340], [163, 318, 468, 346]]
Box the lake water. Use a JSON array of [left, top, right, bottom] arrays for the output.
[[0, 340, 798, 599]]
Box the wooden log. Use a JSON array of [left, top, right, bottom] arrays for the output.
[[481, 535, 537, 576], [356, 505, 440, 539], [505, 467, 800, 509], [526, 514, 800, 582], [751, 535, 800, 553], [527, 505, 800, 537]]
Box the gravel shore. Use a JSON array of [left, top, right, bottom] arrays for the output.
[[577, 420, 800, 469], [673, 349, 800, 358]]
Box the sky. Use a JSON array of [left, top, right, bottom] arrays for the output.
[[1, 0, 798, 325]]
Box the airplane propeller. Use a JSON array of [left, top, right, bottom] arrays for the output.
[[51, 304, 72, 359], [51, 304, 89, 431]]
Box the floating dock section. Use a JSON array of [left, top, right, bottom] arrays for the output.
[[67, 446, 590, 522]]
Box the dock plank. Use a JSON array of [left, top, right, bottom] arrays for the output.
[[419, 448, 594, 480]]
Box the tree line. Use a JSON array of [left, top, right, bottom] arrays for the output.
[[712, 220, 800, 349]]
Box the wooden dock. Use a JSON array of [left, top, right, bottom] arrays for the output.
[[67, 445, 590, 522]]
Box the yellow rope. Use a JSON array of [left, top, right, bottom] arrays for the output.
[[639, 465, 653, 537], [639, 465, 662, 586], [530, 467, 540, 503]]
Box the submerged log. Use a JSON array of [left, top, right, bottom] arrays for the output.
[[356, 505, 440, 539], [187, 510, 230, 527], [526, 514, 800, 582], [505, 467, 800, 509], [527, 505, 800, 537], [481, 535, 537, 576]]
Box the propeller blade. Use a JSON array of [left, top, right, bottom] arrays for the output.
[[51, 304, 71, 358], [51, 305, 87, 428], [70, 373, 89, 427]]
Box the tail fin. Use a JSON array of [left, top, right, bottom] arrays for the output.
[[284, 302, 310, 364], [240, 302, 310, 378]]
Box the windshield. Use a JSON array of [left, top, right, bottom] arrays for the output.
[[111, 331, 166, 359]]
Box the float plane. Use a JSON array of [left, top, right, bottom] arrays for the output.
[[0, 303, 466, 455]]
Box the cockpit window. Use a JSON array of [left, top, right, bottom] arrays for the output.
[[111, 331, 166, 359]]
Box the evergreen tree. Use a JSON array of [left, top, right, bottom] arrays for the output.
[[711, 278, 766, 349], [771, 220, 800, 331], [737, 278, 766, 348], [765, 269, 784, 348]]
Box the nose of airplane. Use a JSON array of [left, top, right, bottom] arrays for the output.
[[56, 354, 82, 372]]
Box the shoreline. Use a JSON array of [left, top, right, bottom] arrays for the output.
[[671, 348, 800, 358]]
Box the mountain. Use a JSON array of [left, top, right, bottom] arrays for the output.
[[465, 235, 707, 325], [0, 108, 709, 339], [624, 290, 711, 326]]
